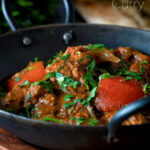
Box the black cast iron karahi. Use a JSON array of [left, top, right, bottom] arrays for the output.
[[1, 0, 150, 149]]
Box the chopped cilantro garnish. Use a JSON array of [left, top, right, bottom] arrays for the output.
[[56, 72, 63, 78], [142, 60, 148, 64], [14, 76, 21, 82], [99, 73, 115, 81], [32, 80, 53, 93], [86, 44, 104, 51], [27, 93, 32, 100], [58, 75, 80, 92], [143, 84, 150, 94], [25, 104, 34, 118], [125, 76, 133, 80], [34, 57, 39, 62], [48, 58, 52, 64], [60, 53, 70, 61], [84, 72, 97, 90], [63, 98, 82, 109], [117, 60, 144, 80], [139, 60, 149, 73], [64, 94, 75, 101], [19, 80, 30, 86], [118, 70, 142, 80], [24, 66, 36, 72], [42, 116, 65, 124], [52, 51, 63, 63], [57, 65, 64, 72], [86, 60, 96, 72], [43, 72, 56, 80], [78, 56, 91, 62], [70, 117, 99, 126], [88, 118, 100, 126], [85, 87, 97, 106], [68, 106, 75, 113], [70, 117, 86, 125]]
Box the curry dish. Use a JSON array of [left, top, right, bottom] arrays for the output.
[[0, 44, 150, 126]]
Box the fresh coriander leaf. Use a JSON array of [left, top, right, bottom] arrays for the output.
[[19, 80, 30, 86], [88, 118, 99, 126], [143, 84, 150, 94], [73, 81, 81, 89], [40, 80, 53, 93], [64, 76, 80, 88], [24, 66, 36, 72], [27, 93, 32, 100], [84, 72, 97, 90], [63, 98, 82, 109], [25, 104, 34, 118], [99, 73, 114, 81], [52, 51, 63, 63], [78, 56, 91, 62], [141, 60, 148, 64], [125, 76, 133, 80], [139, 60, 148, 73], [86, 44, 104, 51], [57, 65, 64, 72], [70, 117, 86, 125], [85, 87, 97, 106], [48, 58, 52, 64], [33, 107, 38, 118], [14, 76, 21, 82], [64, 94, 75, 101], [43, 72, 56, 80], [42, 116, 65, 124], [57, 77, 67, 92], [60, 53, 70, 61], [118, 70, 142, 80], [33, 113, 38, 118], [34, 57, 39, 62], [68, 106, 75, 113], [56, 72, 63, 78], [86, 60, 96, 72]]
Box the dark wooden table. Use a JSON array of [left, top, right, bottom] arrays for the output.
[[0, 128, 40, 150]]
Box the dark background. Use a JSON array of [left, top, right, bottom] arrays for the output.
[[0, 0, 84, 34]]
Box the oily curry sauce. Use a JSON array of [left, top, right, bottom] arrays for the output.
[[0, 44, 150, 126]]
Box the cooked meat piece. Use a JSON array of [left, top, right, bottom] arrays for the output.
[[1, 86, 24, 110], [1, 44, 150, 126], [101, 112, 148, 125], [34, 93, 56, 118]]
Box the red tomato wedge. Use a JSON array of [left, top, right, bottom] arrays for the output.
[[8, 62, 46, 90], [95, 76, 144, 112]]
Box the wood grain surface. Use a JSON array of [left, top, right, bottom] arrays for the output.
[[0, 128, 39, 150]]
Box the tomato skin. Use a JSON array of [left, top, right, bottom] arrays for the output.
[[8, 62, 46, 90], [95, 76, 144, 112]]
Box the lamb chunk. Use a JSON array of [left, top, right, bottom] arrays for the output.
[[91, 48, 120, 64], [34, 93, 56, 118], [101, 112, 147, 125], [2, 86, 24, 110], [46, 46, 91, 94], [114, 47, 133, 61], [23, 84, 45, 107]]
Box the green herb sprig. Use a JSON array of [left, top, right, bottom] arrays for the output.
[[70, 117, 99, 126], [42, 116, 66, 124]]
